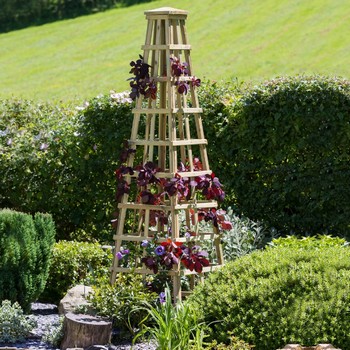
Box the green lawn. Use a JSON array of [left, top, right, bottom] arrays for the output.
[[1, 0, 349, 102]]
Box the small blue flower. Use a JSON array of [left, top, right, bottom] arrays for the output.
[[116, 249, 130, 260], [155, 245, 165, 256], [159, 292, 166, 304], [141, 240, 149, 247]]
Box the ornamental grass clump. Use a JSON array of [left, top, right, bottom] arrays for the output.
[[133, 287, 208, 350], [188, 235, 350, 350]]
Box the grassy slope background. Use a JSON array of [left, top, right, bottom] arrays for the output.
[[0, 0, 349, 102]]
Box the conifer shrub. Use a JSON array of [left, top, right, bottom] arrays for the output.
[[40, 240, 113, 304], [188, 236, 350, 350], [221, 76, 350, 237], [0, 209, 55, 312]]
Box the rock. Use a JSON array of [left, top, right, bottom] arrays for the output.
[[278, 345, 341, 350], [58, 285, 93, 315], [86, 346, 109, 350], [60, 313, 112, 350]]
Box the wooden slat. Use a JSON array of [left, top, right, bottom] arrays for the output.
[[112, 232, 219, 242], [132, 107, 203, 114], [112, 264, 221, 276], [118, 200, 217, 211], [142, 44, 191, 50], [156, 169, 213, 178], [122, 168, 213, 179], [131, 138, 207, 146]]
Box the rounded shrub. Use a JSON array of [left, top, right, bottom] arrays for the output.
[[187, 236, 350, 350], [0, 209, 55, 312], [222, 75, 350, 237], [40, 240, 113, 304]]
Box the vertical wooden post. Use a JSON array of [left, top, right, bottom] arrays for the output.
[[110, 7, 225, 302]]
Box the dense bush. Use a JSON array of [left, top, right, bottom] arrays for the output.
[[0, 99, 81, 239], [0, 94, 134, 241], [222, 75, 350, 237], [40, 240, 112, 304], [0, 300, 37, 344], [188, 236, 350, 350], [198, 80, 243, 202], [0, 209, 55, 312], [0, 0, 153, 33]]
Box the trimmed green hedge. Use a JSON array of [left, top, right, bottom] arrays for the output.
[[0, 209, 55, 312], [188, 236, 350, 350], [40, 240, 112, 304], [221, 75, 350, 237], [0, 94, 134, 241]]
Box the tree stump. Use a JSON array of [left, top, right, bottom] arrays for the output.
[[60, 313, 112, 350]]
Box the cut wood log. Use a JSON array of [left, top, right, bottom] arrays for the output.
[[60, 313, 112, 350]]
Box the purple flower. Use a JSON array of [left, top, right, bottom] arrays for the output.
[[141, 239, 149, 247], [185, 232, 191, 239], [155, 245, 165, 256], [159, 292, 166, 304], [116, 249, 130, 260]]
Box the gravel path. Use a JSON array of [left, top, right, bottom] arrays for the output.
[[5, 303, 156, 350]]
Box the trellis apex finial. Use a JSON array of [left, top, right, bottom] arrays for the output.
[[144, 7, 188, 18]]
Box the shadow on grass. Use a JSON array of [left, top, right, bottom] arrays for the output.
[[0, 0, 154, 34]]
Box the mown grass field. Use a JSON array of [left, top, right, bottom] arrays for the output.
[[1, 0, 350, 102]]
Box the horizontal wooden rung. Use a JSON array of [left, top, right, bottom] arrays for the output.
[[142, 44, 191, 50], [132, 107, 203, 114], [111, 264, 223, 276], [153, 76, 198, 82], [118, 200, 218, 211], [112, 233, 218, 242], [131, 138, 207, 146], [126, 170, 212, 179], [181, 264, 222, 275], [156, 170, 213, 178]]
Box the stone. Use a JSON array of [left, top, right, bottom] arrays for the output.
[[277, 345, 341, 350], [60, 313, 112, 350], [58, 285, 93, 315], [86, 346, 109, 350]]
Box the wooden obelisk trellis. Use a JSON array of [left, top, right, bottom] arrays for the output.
[[110, 7, 224, 301]]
